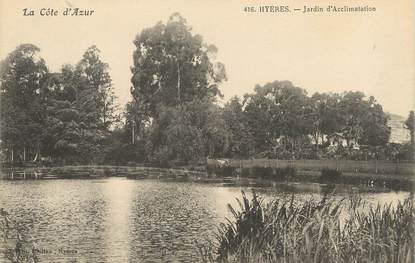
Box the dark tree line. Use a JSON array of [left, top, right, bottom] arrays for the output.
[[1, 14, 413, 166], [0, 44, 117, 164], [124, 13, 408, 165], [222, 85, 393, 160]]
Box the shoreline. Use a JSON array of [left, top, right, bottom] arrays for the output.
[[0, 164, 413, 191]]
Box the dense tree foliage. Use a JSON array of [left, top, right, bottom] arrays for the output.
[[243, 81, 314, 155], [310, 92, 342, 145], [0, 45, 117, 164], [222, 97, 254, 158], [130, 13, 226, 115], [77, 46, 117, 131], [129, 13, 227, 165], [1, 14, 410, 166], [237, 84, 392, 158], [0, 44, 48, 162]]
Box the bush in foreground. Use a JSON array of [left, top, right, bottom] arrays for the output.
[[200, 192, 414, 263]]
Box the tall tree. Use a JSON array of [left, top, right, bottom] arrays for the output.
[[404, 110, 414, 145], [337, 91, 367, 146], [243, 81, 313, 154], [76, 45, 117, 131], [40, 46, 117, 163], [128, 13, 227, 164], [338, 92, 390, 146], [130, 13, 226, 119], [243, 85, 278, 153], [222, 97, 255, 158], [310, 92, 342, 144], [40, 70, 83, 161], [359, 96, 390, 146], [0, 44, 48, 162]]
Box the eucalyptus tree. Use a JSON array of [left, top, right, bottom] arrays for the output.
[[40, 68, 85, 161], [131, 13, 226, 114], [76, 45, 117, 131], [41, 46, 117, 163], [129, 13, 227, 164], [0, 44, 48, 162]]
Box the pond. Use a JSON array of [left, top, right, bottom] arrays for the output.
[[0, 177, 410, 262]]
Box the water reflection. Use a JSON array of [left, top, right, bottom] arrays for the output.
[[102, 178, 134, 261], [0, 178, 410, 262]]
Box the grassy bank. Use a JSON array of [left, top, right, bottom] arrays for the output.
[[207, 160, 415, 190], [200, 192, 415, 263], [208, 159, 415, 176]]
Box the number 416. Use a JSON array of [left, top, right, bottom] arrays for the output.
[[244, 6, 255, 12]]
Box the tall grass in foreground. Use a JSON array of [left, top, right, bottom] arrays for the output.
[[199, 192, 414, 263]]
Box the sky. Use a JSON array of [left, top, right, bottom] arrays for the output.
[[1, 0, 414, 116]]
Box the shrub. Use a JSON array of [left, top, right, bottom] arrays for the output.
[[206, 164, 235, 177], [221, 166, 236, 177], [251, 166, 273, 179], [103, 142, 145, 165], [206, 164, 216, 176], [319, 168, 342, 182], [240, 167, 251, 177], [273, 166, 296, 180], [241, 166, 296, 181]]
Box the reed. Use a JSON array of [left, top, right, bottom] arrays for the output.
[[200, 192, 414, 263]]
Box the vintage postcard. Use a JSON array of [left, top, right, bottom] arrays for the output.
[[0, 0, 414, 262]]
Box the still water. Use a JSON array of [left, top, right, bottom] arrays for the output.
[[0, 178, 410, 262]]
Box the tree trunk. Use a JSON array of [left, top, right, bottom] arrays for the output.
[[177, 62, 181, 103], [312, 133, 319, 152], [132, 120, 135, 144], [209, 143, 214, 158], [103, 103, 107, 129], [36, 140, 40, 161]]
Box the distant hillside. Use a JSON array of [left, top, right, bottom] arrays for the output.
[[387, 113, 410, 144]]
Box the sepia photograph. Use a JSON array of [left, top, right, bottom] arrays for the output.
[[0, 0, 414, 262]]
